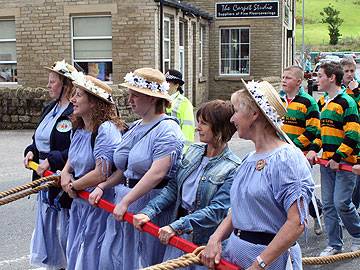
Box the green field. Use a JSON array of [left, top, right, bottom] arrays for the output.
[[295, 0, 360, 50]]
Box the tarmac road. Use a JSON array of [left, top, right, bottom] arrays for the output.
[[0, 127, 359, 270]]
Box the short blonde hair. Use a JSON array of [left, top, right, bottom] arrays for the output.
[[340, 58, 356, 68], [284, 65, 304, 81]]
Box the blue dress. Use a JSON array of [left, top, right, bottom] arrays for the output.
[[99, 115, 184, 270], [223, 144, 314, 270], [66, 121, 122, 270], [30, 104, 70, 269]]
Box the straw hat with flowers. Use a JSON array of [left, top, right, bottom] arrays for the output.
[[73, 73, 115, 104], [120, 68, 171, 101], [241, 79, 293, 144], [44, 59, 78, 81]]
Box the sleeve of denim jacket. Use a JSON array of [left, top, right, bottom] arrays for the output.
[[139, 175, 179, 220], [169, 165, 237, 235]]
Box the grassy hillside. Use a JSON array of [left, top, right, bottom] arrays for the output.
[[295, 0, 360, 50]]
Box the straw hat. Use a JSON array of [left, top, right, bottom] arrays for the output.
[[241, 79, 293, 144], [73, 74, 115, 104], [120, 68, 171, 101], [44, 59, 77, 81]]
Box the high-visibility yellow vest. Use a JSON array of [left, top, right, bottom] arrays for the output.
[[166, 92, 195, 150]]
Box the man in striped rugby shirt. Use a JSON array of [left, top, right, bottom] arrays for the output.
[[307, 62, 360, 256], [340, 58, 360, 211], [280, 65, 323, 235]]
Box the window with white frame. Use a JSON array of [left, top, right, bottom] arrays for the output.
[[163, 17, 171, 72], [220, 28, 250, 75], [179, 21, 185, 76], [199, 25, 205, 77], [0, 19, 17, 83], [72, 16, 112, 82]]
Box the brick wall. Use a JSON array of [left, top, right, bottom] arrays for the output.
[[0, 0, 159, 88], [0, 87, 134, 129], [187, 0, 290, 100]]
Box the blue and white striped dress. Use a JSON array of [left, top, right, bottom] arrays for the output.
[[66, 121, 122, 270], [223, 144, 314, 270], [30, 105, 69, 269], [99, 115, 184, 270]]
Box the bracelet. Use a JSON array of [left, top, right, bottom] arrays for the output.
[[256, 255, 267, 269], [97, 185, 104, 192]]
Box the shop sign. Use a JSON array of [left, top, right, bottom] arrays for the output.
[[216, 1, 279, 18]]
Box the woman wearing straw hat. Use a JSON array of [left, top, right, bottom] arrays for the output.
[[200, 80, 314, 270], [60, 74, 126, 270], [88, 67, 184, 269], [23, 60, 77, 269]]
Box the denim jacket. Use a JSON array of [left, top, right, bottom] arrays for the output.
[[140, 143, 241, 245]]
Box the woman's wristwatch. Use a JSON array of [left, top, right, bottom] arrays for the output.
[[256, 256, 266, 269]]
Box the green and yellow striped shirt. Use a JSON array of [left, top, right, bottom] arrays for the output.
[[317, 90, 359, 164], [280, 88, 321, 152]]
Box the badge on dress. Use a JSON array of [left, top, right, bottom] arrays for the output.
[[255, 159, 266, 171], [56, 120, 72, 132]]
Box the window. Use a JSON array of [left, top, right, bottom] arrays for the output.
[[179, 21, 185, 76], [163, 17, 171, 72], [0, 19, 16, 83], [199, 25, 205, 77], [220, 28, 250, 75], [72, 16, 112, 82]]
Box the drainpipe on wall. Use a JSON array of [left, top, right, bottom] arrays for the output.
[[160, 0, 164, 72], [292, 0, 296, 64]]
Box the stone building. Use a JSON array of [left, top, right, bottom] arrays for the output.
[[0, 0, 295, 105]]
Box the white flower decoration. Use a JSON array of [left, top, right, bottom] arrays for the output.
[[159, 82, 170, 93], [149, 82, 159, 91], [53, 60, 68, 72], [246, 80, 283, 126], [123, 72, 169, 95], [124, 72, 135, 84]]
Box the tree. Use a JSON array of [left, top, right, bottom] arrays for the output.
[[320, 4, 344, 45]]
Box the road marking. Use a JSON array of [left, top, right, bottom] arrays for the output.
[[0, 255, 46, 269], [0, 255, 29, 266]]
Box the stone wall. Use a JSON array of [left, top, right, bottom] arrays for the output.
[[0, 87, 134, 129]]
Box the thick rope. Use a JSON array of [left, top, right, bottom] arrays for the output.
[[143, 246, 205, 270], [145, 247, 360, 269], [302, 250, 360, 265], [0, 175, 60, 199], [0, 181, 57, 206]]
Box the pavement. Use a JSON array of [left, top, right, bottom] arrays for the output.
[[0, 127, 359, 269]]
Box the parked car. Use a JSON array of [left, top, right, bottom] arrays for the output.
[[307, 57, 342, 93], [308, 63, 321, 92]]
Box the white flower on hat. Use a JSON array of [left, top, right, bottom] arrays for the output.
[[137, 77, 148, 89], [53, 60, 68, 73], [74, 74, 113, 102], [246, 80, 283, 126], [70, 70, 85, 83], [124, 72, 135, 85], [149, 82, 159, 91], [123, 72, 169, 95], [159, 82, 170, 94]]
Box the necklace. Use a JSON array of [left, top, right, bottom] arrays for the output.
[[256, 159, 266, 171]]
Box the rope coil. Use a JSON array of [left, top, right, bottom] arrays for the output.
[[143, 246, 205, 270], [0, 175, 59, 199], [0, 175, 60, 206]]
